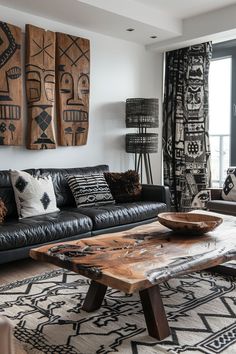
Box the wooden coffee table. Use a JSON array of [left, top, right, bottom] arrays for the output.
[[30, 212, 236, 340]]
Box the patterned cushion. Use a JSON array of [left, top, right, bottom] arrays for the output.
[[10, 170, 59, 219], [0, 198, 7, 223], [222, 168, 236, 201], [66, 174, 115, 208], [191, 189, 210, 209], [104, 170, 142, 203]]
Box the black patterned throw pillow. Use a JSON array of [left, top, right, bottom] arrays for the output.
[[222, 167, 236, 201], [10, 170, 59, 218], [66, 174, 115, 208]]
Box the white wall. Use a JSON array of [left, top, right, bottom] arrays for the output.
[[0, 5, 163, 183]]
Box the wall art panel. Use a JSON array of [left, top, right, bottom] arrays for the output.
[[56, 32, 90, 146], [25, 24, 56, 149], [0, 21, 22, 146]]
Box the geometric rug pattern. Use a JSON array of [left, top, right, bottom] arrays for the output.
[[0, 269, 235, 354]]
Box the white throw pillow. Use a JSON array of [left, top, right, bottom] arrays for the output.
[[10, 170, 59, 218], [222, 168, 236, 201]]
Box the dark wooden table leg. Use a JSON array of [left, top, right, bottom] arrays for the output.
[[139, 284, 170, 340], [82, 280, 107, 312], [208, 263, 236, 277]]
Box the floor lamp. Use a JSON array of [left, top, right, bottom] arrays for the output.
[[125, 98, 159, 184]]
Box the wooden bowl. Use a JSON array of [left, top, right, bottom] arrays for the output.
[[158, 212, 223, 235]]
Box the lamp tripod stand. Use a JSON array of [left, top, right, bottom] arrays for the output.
[[134, 152, 153, 184]]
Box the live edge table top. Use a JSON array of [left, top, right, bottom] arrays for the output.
[[30, 212, 236, 294]]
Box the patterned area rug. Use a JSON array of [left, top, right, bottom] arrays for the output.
[[0, 269, 235, 354]]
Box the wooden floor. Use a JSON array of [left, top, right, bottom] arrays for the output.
[[0, 259, 58, 285]]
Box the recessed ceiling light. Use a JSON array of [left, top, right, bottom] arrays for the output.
[[126, 28, 135, 32], [150, 35, 157, 39]]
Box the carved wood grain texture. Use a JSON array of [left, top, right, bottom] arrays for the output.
[[56, 32, 90, 146], [30, 213, 236, 294], [0, 21, 22, 146], [25, 24, 56, 150]]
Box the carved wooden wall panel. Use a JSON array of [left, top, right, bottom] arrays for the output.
[[56, 32, 90, 146], [0, 21, 22, 146], [25, 24, 56, 149]]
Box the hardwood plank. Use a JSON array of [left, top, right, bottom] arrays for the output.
[[139, 284, 170, 340], [25, 24, 56, 149], [0, 259, 57, 285], [82, 280, 107, 312], [0, 21, 22, 146], [56, 32, 90, 146]]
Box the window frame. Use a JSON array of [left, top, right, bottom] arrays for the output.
[[212, 40, 236, 165]]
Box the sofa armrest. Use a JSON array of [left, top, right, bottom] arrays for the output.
[[141, 184, 171, 210], [208, 188, 222, 200]]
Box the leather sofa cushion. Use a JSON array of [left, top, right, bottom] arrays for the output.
[[0, 166, 109, 218], [40, 165, 109, 208], [0, 209, 93, 251], [207, 200, 236, 216], [79, 201, 167, 230]]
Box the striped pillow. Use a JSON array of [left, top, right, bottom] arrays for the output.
[[66, 174, 115, 208]]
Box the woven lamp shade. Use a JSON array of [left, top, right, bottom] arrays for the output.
[[126, 98, 159, 128], [126, 133, 158, 153]]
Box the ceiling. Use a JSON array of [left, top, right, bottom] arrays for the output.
[[133, 0, 236, 19], [1, 0, 236, 51]]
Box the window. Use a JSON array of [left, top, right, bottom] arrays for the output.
[[209, 40, 236, 187], [209, 57, 231, 187]]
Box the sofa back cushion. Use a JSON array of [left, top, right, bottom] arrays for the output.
[[0, 165, 109, 217], [40, 165, 109, 208]]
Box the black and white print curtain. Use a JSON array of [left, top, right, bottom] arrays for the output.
[[163, 42, 212, 211]]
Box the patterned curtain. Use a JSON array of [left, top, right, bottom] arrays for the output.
[[163, 42, 212, 211]]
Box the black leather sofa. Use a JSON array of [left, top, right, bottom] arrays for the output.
[[207, 188, 236, 216], [0, 165, 170, 264]]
